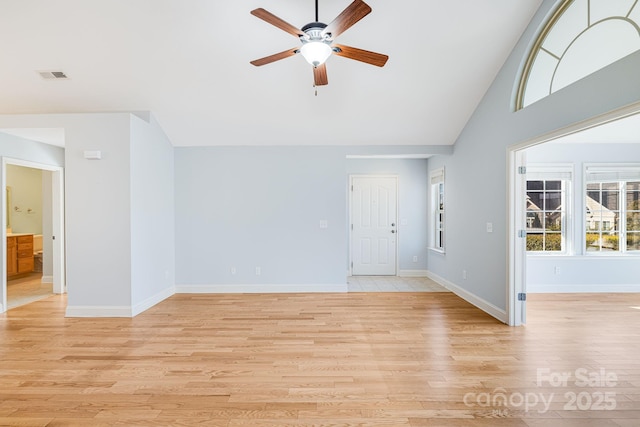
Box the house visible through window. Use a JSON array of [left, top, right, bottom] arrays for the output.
[[526, 166, 571, 253], [430, 168, 445, 252], [585, 165, 640, 253]]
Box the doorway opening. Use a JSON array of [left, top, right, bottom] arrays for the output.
[[2, 158, 65, 312], [508, 103, 640, 326]]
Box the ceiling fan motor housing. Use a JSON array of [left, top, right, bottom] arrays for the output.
[[301, 22, 330, 40]]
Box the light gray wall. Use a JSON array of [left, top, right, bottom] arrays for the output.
[[63, 114, 133, 310], [526, 142, 640, 292], [175, 146, 348, 288], [175, 148, 440, 288], [346, 158, 430, 272], [0, 132, 64, 166], [130, 114, 175, 307], [426, 0, 640, 310]]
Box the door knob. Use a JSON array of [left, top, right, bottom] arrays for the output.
[[391, 230, 396, 233], [391, 223, 396, 226]]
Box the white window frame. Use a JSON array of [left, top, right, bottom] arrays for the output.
[[584, 164, 640, 255], [430, 167, 445, 253], [526, 164, 573, 256]]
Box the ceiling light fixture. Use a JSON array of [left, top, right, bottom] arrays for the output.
[[299, 15, 333, 67], [300, 41, 332, 67]]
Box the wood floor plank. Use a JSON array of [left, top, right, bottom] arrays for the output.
[[1, 292, 640, 425]]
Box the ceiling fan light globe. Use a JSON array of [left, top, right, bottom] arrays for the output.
[[300, 41, 332, 67]]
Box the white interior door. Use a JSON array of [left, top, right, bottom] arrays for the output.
[[350, 175, 398, 276]]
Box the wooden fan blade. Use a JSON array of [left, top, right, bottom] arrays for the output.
[[333, 44, 388, 67], [322, 0, 371, 39], [251, 8, 305, 38], [250, 47, 299, 66], [313, 63, 328, 86]]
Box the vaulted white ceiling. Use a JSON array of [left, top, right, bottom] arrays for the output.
[[0, 0, 543, 147]]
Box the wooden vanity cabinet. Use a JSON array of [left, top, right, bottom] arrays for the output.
[[6, 235, 34, 279], [7, 236, 17, 276]]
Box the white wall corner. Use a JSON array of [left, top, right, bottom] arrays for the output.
[[398, 270, 429, 277], [175, 283, 348, 294], [132, 286, 176, 317], [426, 271, 508, 324]]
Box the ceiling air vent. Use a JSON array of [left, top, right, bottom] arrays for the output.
[[38, 70, 68, 80]]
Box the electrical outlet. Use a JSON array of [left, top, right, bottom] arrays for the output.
[[554, 266, 561, 275], [463, 270, 467, 280], [413, 256, 418, 262], [255, 267, 261, 276], [231, 267, 236, 275]]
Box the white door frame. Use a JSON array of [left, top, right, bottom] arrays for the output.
[[349, 174, 399, 276], [506, 101, 640, 326], [1, 157, 65, 313]]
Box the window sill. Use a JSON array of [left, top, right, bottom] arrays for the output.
[[429, 247, 445, 255]]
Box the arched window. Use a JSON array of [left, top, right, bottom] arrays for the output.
[[517, 0, 640, 110]]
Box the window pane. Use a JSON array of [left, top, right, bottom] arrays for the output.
[[628, 233, 640, 251], [545, 180, 562, 191], [545, 192, 562, 210], [544, 233, 562, 251], [627, 190, 640, 210], [602, 215, 619, 231], [527, 212, 543, 230], [527, 181, 544, 191], [628, 182, 640, 191], [545, 213, 562, 231], [603, 233, 620, 251], [588, 233, 620, 251], [600, 191, 619, 210], [527, 234, 544, 251], [587, 191, 601, 203], [586, 233, 600, 251], [627, 212, 640, 231], [527, 193, 543, 210]]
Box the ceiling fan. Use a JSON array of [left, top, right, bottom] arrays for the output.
[[250, 0, 388, 87]]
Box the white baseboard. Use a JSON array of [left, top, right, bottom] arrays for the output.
[[65, 305, 135, 317], [398, 269, 429, 277], [426, 271, 508, 324], [132, 287, 176, 316], [528, 283, 640, 293], [176, 283, 348, 294], [41, 275, 53, 284], [66, 287, 176, 317]]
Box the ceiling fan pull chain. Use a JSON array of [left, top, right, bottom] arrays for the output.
[[315, 0, 319, 22]]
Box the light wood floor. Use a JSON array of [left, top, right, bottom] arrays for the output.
[[1, 292, 639, 426], [6, 272, 51, 310]]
